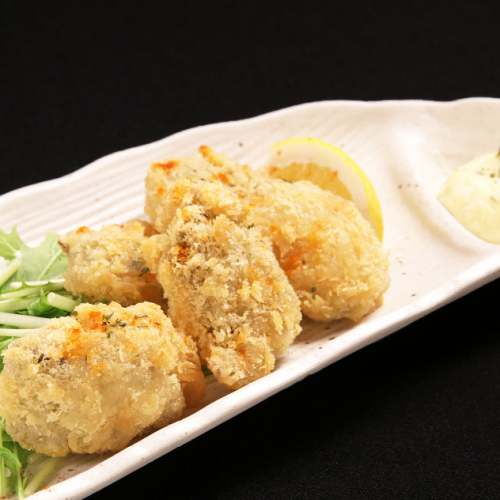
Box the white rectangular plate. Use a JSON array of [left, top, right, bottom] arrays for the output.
[[1, 98, 500, 499]]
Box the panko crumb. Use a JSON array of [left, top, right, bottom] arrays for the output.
[[145, 146, 257, 224], [142, 179, 302, 390], [144, 147, 389, 322], [0, 301, 205, 457], [60, 220, 164, 306], [245, 180, 390, 322]]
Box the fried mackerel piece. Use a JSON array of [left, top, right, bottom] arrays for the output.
[[0, 302, 206, 457], [142, 179, 302, 390], [145, 145, 257, 224], [60, 220, 163, 306], [245, 180, 390, 322]]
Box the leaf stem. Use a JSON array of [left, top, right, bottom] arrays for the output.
[[0, 421, 5, 498], [0, 259, 21, 289], [36, 249, 62, 281], [0, 312, 50, 329], [24, 457, 63, 498], [46, 293, 80, 312], [0, 297, 39, 313], [9, 279, 65, 289], [0, 282, 65, 300], [27, 454, 45, 466], [0, 329, 40, 338], [13, 444, 24, 500]]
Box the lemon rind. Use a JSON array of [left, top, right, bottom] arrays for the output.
[[266, 138, 384, 241]]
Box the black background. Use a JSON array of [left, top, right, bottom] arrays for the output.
[[2, 2, 500, 499]]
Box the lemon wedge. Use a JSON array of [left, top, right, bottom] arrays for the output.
[[263, 137, 384, 241]]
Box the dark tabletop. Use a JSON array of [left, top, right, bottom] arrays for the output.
[[1, 2, 500, 499]]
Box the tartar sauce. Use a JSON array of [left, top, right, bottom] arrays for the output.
[[438, 151, 500, 244]]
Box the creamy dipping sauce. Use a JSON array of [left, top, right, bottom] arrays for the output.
[[438, 152, 500, 244]]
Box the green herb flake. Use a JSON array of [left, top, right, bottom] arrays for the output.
[[105, 312, 114, 320], [312, 294, 316, 300], [248, 223, 254, 229], [311, 286, 318, 293]]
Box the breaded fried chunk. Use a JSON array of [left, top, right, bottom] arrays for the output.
[[0, 302, 205, 457], [145, 146, 256, 224], [60, 220, 163, 306], [142, 179, 302, 390], [246, 180, 390, 322]]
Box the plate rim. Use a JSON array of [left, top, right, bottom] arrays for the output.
[[2, 97, 500, 207]]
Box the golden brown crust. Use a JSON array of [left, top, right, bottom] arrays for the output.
[[145, 146, 257, 224], [60, 220, 163, 306], [245, 180, 390, 321], [0, 302, 204, 456], [142, 179, 302, 390], [144, 145, 389, 322]]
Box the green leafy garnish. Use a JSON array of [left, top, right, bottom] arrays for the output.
[[0, 226, 67, 291], [0, 446, 21, 468], [0, 227, 22, 261], [201, 365, 216, 385], [201, 365, 213, 377], [0, 227, 78, 497], [24, 290, 69, 318], [1, 419, 31, 499]]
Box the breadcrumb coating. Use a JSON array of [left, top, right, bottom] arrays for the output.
[[0, 302, 205, 457], [145, 146, 256, 224], [60, 220, 163, 306], [142, 179, 302, 390], [144, 147, 389, 321], [246, 180, 390, 322]]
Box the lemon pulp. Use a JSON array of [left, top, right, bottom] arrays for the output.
[[264, 138, 384, 241]]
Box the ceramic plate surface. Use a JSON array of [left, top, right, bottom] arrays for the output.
[[1, 98, 500, 499]]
